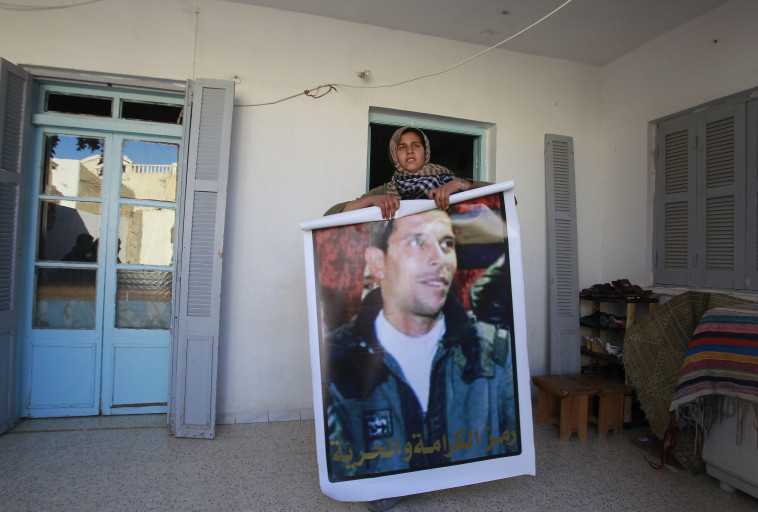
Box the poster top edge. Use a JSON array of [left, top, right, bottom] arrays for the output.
[[300, 180, 514, 232]]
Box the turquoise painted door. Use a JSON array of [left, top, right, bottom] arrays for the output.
[[23, 126, 180, 417], [102, 135, 179, 414]]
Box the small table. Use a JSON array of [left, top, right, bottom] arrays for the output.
[[532, 375, 597, 440], [568, 374, 634, 437]]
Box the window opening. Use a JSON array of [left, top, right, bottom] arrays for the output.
[[45, 92, 112, 117], [369, 123, 476, 190], [120, 100, 183, 124]]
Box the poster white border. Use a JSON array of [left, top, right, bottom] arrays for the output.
[[301, 181, 534, 501]]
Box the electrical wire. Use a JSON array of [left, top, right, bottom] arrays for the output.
[[1, 0, 572, 106], [237, 0, 573, 107], [0, 0, 102, 10], [192, 5, 200, 79]]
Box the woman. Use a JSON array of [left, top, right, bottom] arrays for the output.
[[325, 126, 484, 219]]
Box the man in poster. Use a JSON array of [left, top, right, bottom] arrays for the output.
[[324, 208, 519, 481]]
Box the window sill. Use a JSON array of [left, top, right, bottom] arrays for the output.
[[651, 286, 758, 303]]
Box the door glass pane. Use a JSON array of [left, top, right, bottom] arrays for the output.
[[41, 134, 104, 197], [34, 268, 97, 329], [37, 200, 101, 262], [118, 206, 175, 265], [121, 140, 179, 202], [116, 270, 172, 329]]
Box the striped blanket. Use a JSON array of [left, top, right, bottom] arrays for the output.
[[670, 302, 758, 425]]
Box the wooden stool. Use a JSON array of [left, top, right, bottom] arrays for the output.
[[568, 374, 634, 438], [532, 375, 596, 440]]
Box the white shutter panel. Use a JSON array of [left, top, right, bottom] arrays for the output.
[[698, 104, 746, 289], [545, 134, 580, 375], [0, 58, 31, 434], [655, 117, 697, 286], [169, 79, 234, 439]]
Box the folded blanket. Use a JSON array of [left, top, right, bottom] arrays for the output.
[[670, 302, 758, 439], [623, 291, 749, 471]]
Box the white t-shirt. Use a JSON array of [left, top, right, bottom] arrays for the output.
[[375, 310, 444, 413]]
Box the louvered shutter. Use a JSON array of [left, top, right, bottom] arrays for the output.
[[746, 99, 758, 290], [169, 79, 234, 439], [698, 104, 746, 289], [0, 59, 31, 434], [545, 134, 580, 375], [655, 117, 697, 286]]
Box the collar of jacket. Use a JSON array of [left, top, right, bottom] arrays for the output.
[[326, 288, 487, 399]]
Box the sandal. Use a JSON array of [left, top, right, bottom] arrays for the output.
[[580, 283, 624, 299], [611, 279, 651, 298]]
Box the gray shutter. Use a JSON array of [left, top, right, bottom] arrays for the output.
[[0, 59, 31, 434], [746, 99, 758, 290], [168, 79, 234, 439], [655, 117, 697, 286], [698, 104, 746, 289], [545, 134, 580, 375]]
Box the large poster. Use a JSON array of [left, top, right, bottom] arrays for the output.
[[301, 181, 534, 502]]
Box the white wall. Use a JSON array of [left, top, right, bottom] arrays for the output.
[[204, 1, 602, 421], [599, 0, 758, 288], [3, 0, 753, 423]]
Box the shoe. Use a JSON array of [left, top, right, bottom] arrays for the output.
[[367, 496, 406, 512], [584, 336, 606, 353], [604, 342, 623, 358], [611, 279, 652, 298], [581, 283, 624, 299], [582, 312, 625, 329], [580, 311, 604, 327], [606, 315, 626, 329], [599, 313, 626, 330]]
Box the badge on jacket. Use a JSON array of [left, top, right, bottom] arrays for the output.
[[364, 409, 392, 439]]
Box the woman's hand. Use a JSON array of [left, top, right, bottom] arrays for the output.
[[342, 194, 400, 220], [428, 178, 467, 210]]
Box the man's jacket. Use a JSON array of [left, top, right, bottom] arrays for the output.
[[324, 288, 519, 480]]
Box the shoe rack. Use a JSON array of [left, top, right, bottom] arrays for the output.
[[579, 291, 658, 423], [579, 293, 659, 363]]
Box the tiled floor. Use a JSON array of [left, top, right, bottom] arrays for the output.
[[1, 414, 756, 511]]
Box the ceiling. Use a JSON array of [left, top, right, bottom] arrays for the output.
[[224, 0, 728, 66]]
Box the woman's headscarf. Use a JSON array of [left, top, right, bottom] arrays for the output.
[[386, 126, 456, 200]]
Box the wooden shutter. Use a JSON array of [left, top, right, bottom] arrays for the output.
[[0, 59, 31, 434], [698, 104, 746, 289], [655, 116, 697, 286], [168, 79, 234, 439], [746, 99, 758, 290], [545, 134, 580, 375]]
